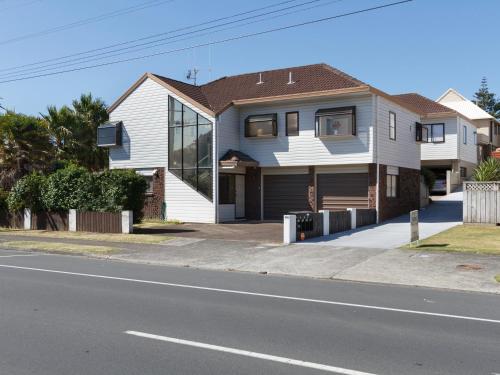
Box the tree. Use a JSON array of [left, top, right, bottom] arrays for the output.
[[473, 77, 500, 120], [0, 112, 54, 190], [41, 105, 77, 159], [72, 93, 109, 171]]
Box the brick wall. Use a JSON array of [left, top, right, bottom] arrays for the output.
[[379, 165, 420, 221], [142, 167, 165, 220], [368, 164, 420, 222]]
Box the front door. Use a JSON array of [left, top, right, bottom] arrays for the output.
[[235, 175, 245, 219]]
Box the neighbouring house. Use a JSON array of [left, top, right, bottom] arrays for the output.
[[394, 93, 481, 193], [99, 63, 426, 223], [437, 88, 500, 160]]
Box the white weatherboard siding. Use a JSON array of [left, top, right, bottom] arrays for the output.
[[217, 106, 240, 159], [458, 117, 479, 165], [421, 117, 458, 161], [238, 95, 373, 167], [109, 78, 168, 169], [109, 77, 216, 223], [375, 96, 420, 170]]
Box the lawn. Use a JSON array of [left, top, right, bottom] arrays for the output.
[[0, 228, 172, 244], [2, 240, 117, 254], [405, 225, 500, 255]]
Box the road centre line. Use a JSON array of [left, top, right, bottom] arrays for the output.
[[1, 263, 499, 325], [125, 330, 376, 375]]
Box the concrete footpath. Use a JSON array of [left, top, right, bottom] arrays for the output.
[[0, 231, 498, 295]]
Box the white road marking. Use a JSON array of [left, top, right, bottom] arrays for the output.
[[1, 263, 499, 325], [125, 330, 376, 375], [0, 254, 38, 258]]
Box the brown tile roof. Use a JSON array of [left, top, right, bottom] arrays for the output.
[[153, 63, 367, 114], [392, 93, 455, 116]]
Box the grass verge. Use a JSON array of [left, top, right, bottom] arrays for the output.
[[0, 228, 172, 244], [495, 275, 500, 283], [2, 240, 117, 254], [404, 225, 500, 255]]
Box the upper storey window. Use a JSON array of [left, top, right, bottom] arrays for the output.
[[245, 114, 277, 137], [168, 96, 213, 200], [315, 106, 356, 138]]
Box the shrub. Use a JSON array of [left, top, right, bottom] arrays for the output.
[[7, 173, 47, 212], [473, 157, 500, 181], [97, 169, 147, 222], [42, 164, 98, 212], [421, 167, 436, 190]]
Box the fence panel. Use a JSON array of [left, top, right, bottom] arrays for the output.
[[31, 212, 68, 231], [356, 208, 377, 227], [76, 211, 122, 233], [0, 211, 24, 229], [463, 182, 499, 224], [329, 210, 351, 234], [295, 212, 323, 241]]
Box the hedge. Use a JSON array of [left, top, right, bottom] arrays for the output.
[[7, 166, 147, 222]]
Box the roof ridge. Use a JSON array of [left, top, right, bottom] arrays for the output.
[[203, 63, 328, 83]]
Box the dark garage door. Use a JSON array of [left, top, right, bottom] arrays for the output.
[[317, 173, 368, 210], [263, 174, 310, 220]]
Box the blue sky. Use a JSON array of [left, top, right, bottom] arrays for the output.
[[0, 0, 498, 115]]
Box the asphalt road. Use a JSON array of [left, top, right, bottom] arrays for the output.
[[0, 249, 499, 375]]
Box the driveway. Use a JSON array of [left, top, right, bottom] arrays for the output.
[[303, 191, 463, 249], [135, 221, 283, 244]]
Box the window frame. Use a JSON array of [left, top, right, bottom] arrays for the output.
[[463, 125, 467, 145], [386, 174, 398, 198], [167, 96, 213, 201], [244, 113, 278, 138], [473, 131, 477, 145], [389, 111, 396, 140], [460, 167, 467, 178], [218, 174, 236, 205], [97, 121, 122, 147], [422, 123, 445, 143], [285, 111, 299, 136], [315, 106, 356, 138]]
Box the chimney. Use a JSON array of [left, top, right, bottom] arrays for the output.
[[287, 71, 295, 85], [257, 73, 264, 85]]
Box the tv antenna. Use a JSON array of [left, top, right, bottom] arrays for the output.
[[186, 68, 199, 85]]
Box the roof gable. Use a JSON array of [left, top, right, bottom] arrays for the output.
[[436, 88, 494, 120]]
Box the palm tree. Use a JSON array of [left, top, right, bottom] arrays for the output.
[[72, 93, 109, 171], [41, 105, 76, 159]]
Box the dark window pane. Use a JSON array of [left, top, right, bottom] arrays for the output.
[[168, 127, 182, 169], [169, 97, 183, 127], [219, 174, 235, 204], [286, 112, 299, 136], [183, 106, 197, 126], [183, 126, 197, 168], [245, 114, 277, 137], [198, 169, 212, 198], [183, 169, 197, 190], [97, 125, 116, 146], [197, 124, 212, 168]]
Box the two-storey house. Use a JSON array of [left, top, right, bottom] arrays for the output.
[[100, 64, 424, 223], [394, 93, 480, 193], [437, 88, 500, 160]]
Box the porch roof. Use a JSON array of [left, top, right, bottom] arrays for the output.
[[219, 149, 259, 168]]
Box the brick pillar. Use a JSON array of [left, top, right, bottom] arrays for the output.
[[245, 167, 261, 220], [308, 166, 316, 211], [368, 163, 378, 209], [142, 167, 165, 220]]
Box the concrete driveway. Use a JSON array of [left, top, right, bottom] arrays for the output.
[[303, 191, 463, 249]]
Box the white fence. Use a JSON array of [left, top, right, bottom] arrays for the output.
[[463, 182, 500, 224]]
